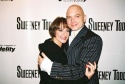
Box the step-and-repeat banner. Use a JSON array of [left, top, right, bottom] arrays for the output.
[[0, 0, 125, 84]]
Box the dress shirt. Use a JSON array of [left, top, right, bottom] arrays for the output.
[[69, 28, 82, 45]]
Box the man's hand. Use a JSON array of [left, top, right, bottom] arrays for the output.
[[85, 62, 96, 79]]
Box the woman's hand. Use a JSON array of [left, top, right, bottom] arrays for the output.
[[38, 52, 46, 66], [85, 62, 96, 79]]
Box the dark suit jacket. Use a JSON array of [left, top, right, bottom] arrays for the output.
[[50, 26, 103, 84], [38, 39, 89, 84]]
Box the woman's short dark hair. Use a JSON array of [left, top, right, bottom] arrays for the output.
[[49, 17, 69, 38]]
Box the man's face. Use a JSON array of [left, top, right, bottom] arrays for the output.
[[66, 6, 86, 31]]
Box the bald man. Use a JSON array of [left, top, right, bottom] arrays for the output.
[[39, 4, 103, 84]]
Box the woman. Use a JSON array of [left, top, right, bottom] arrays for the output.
[[38, 17, 96, 84]]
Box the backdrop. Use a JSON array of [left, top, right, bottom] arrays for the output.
[[0, 0, 125, 84]]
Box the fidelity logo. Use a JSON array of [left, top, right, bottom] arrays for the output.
[[0, 45, 16, 52]]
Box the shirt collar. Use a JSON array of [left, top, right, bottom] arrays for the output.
[[71, 26, 83, 36]]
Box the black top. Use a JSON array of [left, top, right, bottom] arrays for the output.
[[39, 38, 67, 65], [38, 38, 89, 84]]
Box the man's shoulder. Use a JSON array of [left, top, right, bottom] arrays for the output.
[[82, 28, 102, 42], [86, 29, 97, 37]]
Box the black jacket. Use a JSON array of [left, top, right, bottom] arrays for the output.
[[38, 38, 89, 84]]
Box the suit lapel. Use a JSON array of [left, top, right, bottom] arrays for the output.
[[67, 26, 88, 52]]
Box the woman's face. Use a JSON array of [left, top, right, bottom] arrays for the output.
[[53, 27, 69, 46]]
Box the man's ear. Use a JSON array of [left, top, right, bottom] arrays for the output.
[[84, 15, 87, 23]]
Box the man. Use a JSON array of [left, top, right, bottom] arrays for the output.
[[38, 4, 103, 84]]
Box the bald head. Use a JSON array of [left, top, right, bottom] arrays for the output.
[[66, 4, 85, 16], [66, 4, 86, 30]]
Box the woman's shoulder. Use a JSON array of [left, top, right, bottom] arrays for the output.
[[38, 38, 61, 53], [38, 38, 51, 50]]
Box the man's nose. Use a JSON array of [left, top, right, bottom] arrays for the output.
[[71, 17, 75, 23]]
